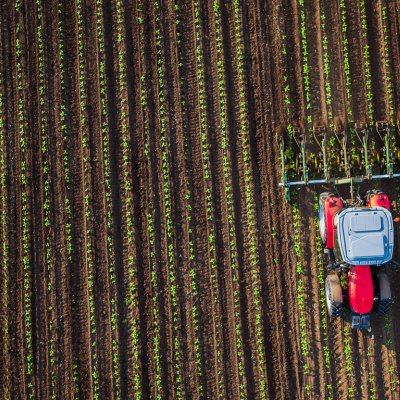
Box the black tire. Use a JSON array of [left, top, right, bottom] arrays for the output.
[[376, 272, 392, 315], [325, 274, 343, 318], [319, 192, 334, 244]]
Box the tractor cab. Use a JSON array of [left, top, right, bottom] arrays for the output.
[[333, 206, 394, 267]]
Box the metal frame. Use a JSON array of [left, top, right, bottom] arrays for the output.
[[279, 174, 400, 187], [280, 123, 399, 200]]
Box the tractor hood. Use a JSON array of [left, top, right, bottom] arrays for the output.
[[335, 206, 394, 265]]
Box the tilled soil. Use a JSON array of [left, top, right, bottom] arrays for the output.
[[0, 0, 400, 399]]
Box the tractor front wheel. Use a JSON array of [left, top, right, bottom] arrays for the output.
[[325, 274, 343, 318]]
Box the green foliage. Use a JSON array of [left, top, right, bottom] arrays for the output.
[[360, 0, 373, 122], [15, 1, 34, 396], [340, 0, 352, 121], [0, 35, 8, 400], [292, 200, 310, 378], [381, 2, 394, 123], [320, 9, 332, 128], [76, 0, 100, 396], [313, 194, 333, 398], [154, 0, 183, 396], [213, 2, 246, 396], [231, 0, 267, 395], [95, 0, 121, 395], [299, 0, 312, 126], [192, 0, 223, 395]]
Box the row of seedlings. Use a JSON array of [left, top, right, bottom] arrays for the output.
[[135, 0, 164, 398], [339, 0, 352, 120], [192, 0, 223, 396], [154, 0, 184, 396], [381, 2, 394, 120], [288, 1, 312, 391], [15, 1, 34, 397], [76, 0, 99, 396], [0, 35, 8, 398], [57, 1, 77, 396], [291, 198, 311, 389], [174, 2, 203, 396], [360, 0, 373, 122], [213, 0, 246, 397], [113, 0, 141, 396], [36, 0, 57, 396], [231, 0, 267, 396], [313, 194, 333, 399], [95, 0, 121, 395]]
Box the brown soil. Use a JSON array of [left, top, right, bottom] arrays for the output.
[[322, 0, 347, 128], [1, 3, 26, 399], [60, 1, 94, 398], [81, 0, 114, 398], [386, 0, 400, 123], [344, 0, 369, 124], [0, 1, 399, 399], [366, 0, 389, 122], [197, 0, 241, 396], [304, 0, 328, 128], [177, 0, 220, 397], [41, 1, 76, 398], [21, 1, 50, 398]]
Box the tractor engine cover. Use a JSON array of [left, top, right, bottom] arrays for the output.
[[348, 266, 373, 314], [334, 207, 394, 265]]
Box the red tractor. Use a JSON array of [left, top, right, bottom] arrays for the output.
[[278, 122, 400, 328], [318, 190, 395, 329]]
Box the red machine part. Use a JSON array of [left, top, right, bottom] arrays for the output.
[[368, 192, 390, 210], [348, 266, 373, 314], [324, 196, 344, 249]]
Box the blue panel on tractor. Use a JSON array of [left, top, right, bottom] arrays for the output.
[[335, 207, 394, 265]]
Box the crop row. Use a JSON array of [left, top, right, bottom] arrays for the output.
[[213, 0, 246, 396], [1, 1, 399, 399]]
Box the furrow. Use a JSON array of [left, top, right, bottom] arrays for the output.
[[156, 0, 200, 397], [60, 1, 93, 398], [344, 0, 369, 124], [303, 0, 328, 128], [365, 0, 389, 122], [41, 1, 75, 398], [141, 0, 180, 397], [21, 0, 50, 396], [176, 0, 220, 398], [322, 0, 347, 129], [125, 0, 157, 397], [1, 3, 27, 398], [0, 10, 9, 397], [102, 0, 141, 397], [196, 0, 241, 397], [82, 0, 115, 398]]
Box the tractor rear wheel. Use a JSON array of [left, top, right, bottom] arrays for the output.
[[319, 192, 334, 244], [376, 272, 392, 315], [325, 274, 343, 318]]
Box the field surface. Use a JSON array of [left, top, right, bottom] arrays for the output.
[[1, 0, 400, 399]]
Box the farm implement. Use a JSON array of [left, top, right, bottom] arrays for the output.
[[279, 123, 400, 329], [279, 122, 400, 201]]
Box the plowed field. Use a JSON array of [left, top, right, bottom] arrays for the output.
[[1, 0, 400, 399]]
